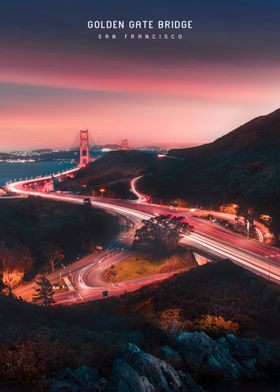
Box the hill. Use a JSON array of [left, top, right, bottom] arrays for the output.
[[90, 259, 280, 339], [140, 108, 280, 234], [0, 260, 280, 390], [169, 108, 280, 158], [0, 198, 119, 283], [59, 150, 160, 198]]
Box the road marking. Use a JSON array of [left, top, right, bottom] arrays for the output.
[[63, 276, 75, 291], [77, 292, 84, 302]]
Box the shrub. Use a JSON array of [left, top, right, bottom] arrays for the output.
[[185, 315, 239, 337]]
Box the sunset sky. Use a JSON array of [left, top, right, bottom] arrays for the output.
[[1, 0, 280, 151]]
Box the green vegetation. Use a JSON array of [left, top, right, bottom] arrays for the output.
[[134, 214, 193, 252], [0, 198, 119, 291], [103, 250, 196, 282], [0, 260, 279, 390], [102, 214, 195, 283], [32, 275, 55, 306], [140, 109, 280, 239], [58, 150, 158, 198]]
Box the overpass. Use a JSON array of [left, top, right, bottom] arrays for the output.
[[6, 165, 280, 300]]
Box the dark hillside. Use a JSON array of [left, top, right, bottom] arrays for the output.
[[140, 109, 280, 234], [170, 108, 280, 158], [84, 260, 280, 340], [58, 150, 162, 198], [0, 260, 280, 390], [0, 198, 119, 280]]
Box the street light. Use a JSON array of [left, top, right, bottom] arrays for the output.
[[99, 187, 106, 197]]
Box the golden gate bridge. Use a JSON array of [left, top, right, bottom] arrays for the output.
[[71, 129, 129, 168], [7, 129, 129, 192]]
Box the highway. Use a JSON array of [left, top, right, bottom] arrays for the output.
[[7, 170, 280, 305], [11, 183, 176, 304]]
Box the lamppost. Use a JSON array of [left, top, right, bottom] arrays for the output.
[[99, 188, 106, 197], [246, 219, 250, 239]]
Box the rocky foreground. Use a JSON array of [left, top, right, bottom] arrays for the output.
[[49, 331, 280, 391]]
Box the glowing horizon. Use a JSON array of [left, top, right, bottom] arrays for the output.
[[1, 1, 280, 151]]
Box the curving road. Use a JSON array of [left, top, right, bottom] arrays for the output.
[[10, 178, 177, 304], [7, 169, 280, 305]]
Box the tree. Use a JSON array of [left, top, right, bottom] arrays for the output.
[[32, 275, 55, 306], [134, 214, 193, 251], [0, 273, 7, 295], [0, 243, 33, 294], [43, 243, 64, 272]]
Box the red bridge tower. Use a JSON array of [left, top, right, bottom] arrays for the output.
[[79, 129, 90, 167], [121, 139, 129, 151]]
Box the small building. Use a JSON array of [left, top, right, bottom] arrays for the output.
[[0, 187, 7, 195]]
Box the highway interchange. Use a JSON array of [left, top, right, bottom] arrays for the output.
[[6, 169, 280, 304]]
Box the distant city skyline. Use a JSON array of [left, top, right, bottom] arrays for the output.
[[1, 0, 280, 151]]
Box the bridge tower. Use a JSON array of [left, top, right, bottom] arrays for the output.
[[121, 139, 129, 151], [79, 129, 90, 167]]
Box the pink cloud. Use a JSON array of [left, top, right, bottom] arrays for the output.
[[1, 48, 280, 150], [1, 48, 280, 101]]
